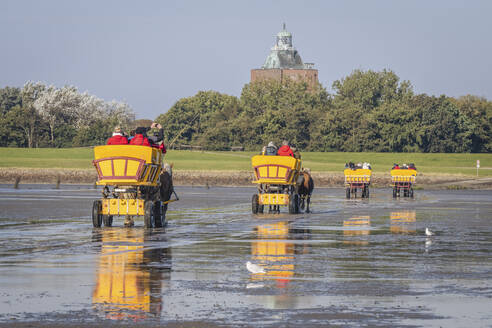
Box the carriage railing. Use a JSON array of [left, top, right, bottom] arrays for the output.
[[343, 168, 372, 185], [93, 145, 163, 186], [251, 155, 301, 185], [390, 169, 417, 184]]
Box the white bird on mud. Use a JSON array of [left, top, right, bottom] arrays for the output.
[[246, 261, 265, 274], [425, 228, 435, 236]]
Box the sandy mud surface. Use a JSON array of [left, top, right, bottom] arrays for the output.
[[0, 185, 491, 327], [2, 168, 492, 189]]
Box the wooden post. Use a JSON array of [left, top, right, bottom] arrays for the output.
[[14, 176, 21, 189]]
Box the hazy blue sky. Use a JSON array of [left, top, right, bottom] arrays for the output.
[[1, 0, 491, 119]]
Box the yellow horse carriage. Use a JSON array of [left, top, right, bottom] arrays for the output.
[[251, 155, 302, 214], [92, 145, 177, 228], [391, 168, 417, 198], [344, 168, 372, 198]]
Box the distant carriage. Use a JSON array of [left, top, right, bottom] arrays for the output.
[[391, 169, 417, 198], [251, 155, 302, 214], [92, 145, 177, 228], [344, 168, 372, 199]]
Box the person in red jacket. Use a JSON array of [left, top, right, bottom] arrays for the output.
[[277, 140, 294, 157], [106, 126, 128, 145], [129, 127, 151, 146]]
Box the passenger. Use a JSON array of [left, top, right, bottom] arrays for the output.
[[277, 140, 294, 157], [367, 162, 372, 170], [291, 144, 301, 159], [349, 162, 355, 170], [106, 126, 128, 145], [362, 162, 368, 169], [409, 163, 417, 170], [357, 163, 362, 169], [127, 129, 136, 142], [129, 127, 151, 146], [344, 163, 349, 169], [148, 122, 167, 154], [402, 163, 408, 169], [394, 164, 400, 170], [264, 141, 278, 156]]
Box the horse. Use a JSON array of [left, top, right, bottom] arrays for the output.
[[160, 163, 174, 211], [297, 168, 314, 213]]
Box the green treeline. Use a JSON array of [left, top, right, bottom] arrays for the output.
[[156, 69, 492, 153], [2, 70, 491, 152]]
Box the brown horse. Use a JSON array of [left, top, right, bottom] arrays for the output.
[[297, 168, 314, 213]]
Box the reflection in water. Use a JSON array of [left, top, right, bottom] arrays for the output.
[[250, 221, 311, 289], [92, 228, 171, 321], [390, 211, 416, 234], [343, 216, 371, 245]]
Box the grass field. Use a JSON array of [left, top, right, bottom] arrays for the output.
[[0, 147, 491, 177]]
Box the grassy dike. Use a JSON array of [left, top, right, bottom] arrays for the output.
[[0, 147, 491, 187]]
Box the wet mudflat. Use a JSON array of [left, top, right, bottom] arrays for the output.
[[0, 185, 491, 327]]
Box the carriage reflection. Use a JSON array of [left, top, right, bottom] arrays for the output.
[[250, 220, 311, 288], [390, 211, 416, 234], [343, 216, 371, 245], [92, 228, 171, 320]]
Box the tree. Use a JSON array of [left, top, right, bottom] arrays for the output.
[[34, 85, 82, 146], [236, 79, 330, 150], [451, 95, 492, 152], [156, 91, 241, 149], [410, 95, 473, 152], [0, 86, 22, 116], [21, 82, 46, 148], [332, 69, 413, 111]]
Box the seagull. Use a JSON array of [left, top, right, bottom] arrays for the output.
[[425, 228, 435, 236], [246, 261, 265, 274]]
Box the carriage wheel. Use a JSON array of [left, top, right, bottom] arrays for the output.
[[392, 187, 397, 198], [153, 201, 163, 228], [258, 204, 264, 214], [365, 187, 370, 198], [346, 188, 350, 199], [252, 194, 259, 214], [289, 194, 299, 214], [144, 201, 154, 228], [103, 215, 113, 227], [404, 189, 409, 197], [92, 200, 102, 228], [352, 188, 357, 198], [295, 194, 300, 213], [409, 187, 414, 198]]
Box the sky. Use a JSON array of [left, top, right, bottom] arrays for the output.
[[1, 0, 491, 119]]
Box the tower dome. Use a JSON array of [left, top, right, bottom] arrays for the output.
[[275, 23, 292, 50], [262, 24, 305, 69]]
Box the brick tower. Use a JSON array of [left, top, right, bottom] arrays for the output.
[[251, 24, 318, 88]]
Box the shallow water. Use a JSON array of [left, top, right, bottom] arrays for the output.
[[0, 185, 491, 327]]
